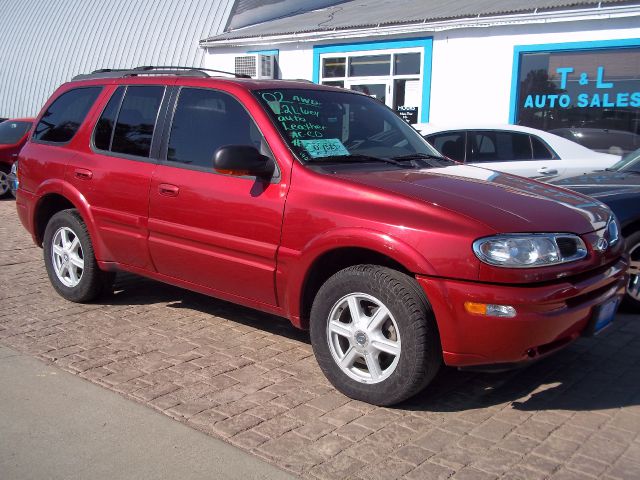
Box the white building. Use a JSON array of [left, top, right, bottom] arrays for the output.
[[201, 0, 640, 138]]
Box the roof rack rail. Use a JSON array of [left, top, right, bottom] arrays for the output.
[[71, 65, 252, 81]]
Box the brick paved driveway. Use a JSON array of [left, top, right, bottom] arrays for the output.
[[1, 198, 639, 479]]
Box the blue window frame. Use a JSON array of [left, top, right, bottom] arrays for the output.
[[313, 37, 433, 123], [509, 38, 640, 126]]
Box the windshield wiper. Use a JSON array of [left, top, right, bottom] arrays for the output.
[[391, 153, 447, 161], [391, 153, 453, 168], [306, 154, 405, 167]]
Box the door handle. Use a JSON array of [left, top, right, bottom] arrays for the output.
[[537, 166, 558, 175], [158, 183, 179, 197], [74, 168, 93, 180]]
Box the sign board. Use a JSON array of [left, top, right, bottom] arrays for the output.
[[396, 106, 418, 124]]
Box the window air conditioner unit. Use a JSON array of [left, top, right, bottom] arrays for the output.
[[234, 54, 276, 79]]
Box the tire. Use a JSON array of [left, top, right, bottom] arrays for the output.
[[310, 265, 442, 406], [624, 230, 640, 311], [0, 165, 10, 199], [43, 209, 114, 302]]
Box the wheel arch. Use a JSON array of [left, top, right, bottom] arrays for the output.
[[284, 228, 435, 329], [33, 185, 108, 260]]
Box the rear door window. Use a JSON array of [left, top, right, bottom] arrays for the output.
[[33, 87, 102, 143], [110, 86, 165, 158], [468, 131, 533, 162], [426, 132, 466, 161], [93, 87, 125, 151]]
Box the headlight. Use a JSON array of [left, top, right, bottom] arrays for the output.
[[473, 233, 587, 268], [606, 216, 620, 246]]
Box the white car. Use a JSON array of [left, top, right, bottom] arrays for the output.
[[414, 123, 620, 181]]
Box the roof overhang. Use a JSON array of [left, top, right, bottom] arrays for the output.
[[200, 4, 640, 48]]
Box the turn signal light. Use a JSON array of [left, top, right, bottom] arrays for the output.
[[464, 302, 516, 318]]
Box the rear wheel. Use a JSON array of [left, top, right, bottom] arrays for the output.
[[43, 209, 114, 302], [310, 265, 441, 406], [625, 231, 640, 310], [0, 165, 10, 199]]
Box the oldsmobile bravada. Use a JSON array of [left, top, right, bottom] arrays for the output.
[[14, 67, 628, 405]]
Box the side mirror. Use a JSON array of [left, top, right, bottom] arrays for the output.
[[213, 145, 274, 177]]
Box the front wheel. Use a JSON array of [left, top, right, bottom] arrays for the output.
[[625, 231, 640, 310], [43, 209, 113, 303], [310, 265, 441, 406]]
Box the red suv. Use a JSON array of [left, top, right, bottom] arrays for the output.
[[0, 118, 33, 198], [14, 67, 628, 405]]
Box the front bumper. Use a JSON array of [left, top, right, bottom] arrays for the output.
[[417, 257, 629, 368]]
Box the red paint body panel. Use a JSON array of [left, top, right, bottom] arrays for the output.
[[418, 256, 628, 366], [15, 75, 629, 369]]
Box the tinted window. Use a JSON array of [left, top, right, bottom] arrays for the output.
[[394, 52, 421, 75], [468, 131, 532, 162], [93, 87, 125, 151], [427, 132, 465, 161], [531, 136, 555, 160], [322, 57, 346, 78], [0, 120, 31, 144], [167, 88, 268, 169], [33, 87, 102, 143], [111, 86, 164, 158], [349, 55, 391, 76]]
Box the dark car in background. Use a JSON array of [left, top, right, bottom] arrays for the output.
[[550, 128, 640, 157], [551, 148, 640, 309], [0, 118, 33, 198]]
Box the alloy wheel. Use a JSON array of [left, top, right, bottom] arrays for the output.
[[51, 226, 85, 288], [326, 292, 401, 384]]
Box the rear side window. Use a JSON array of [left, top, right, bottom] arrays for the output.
[[0, 120, 31, 144], [167, 88, 269, 169], [33, 87, 102, 143], [531, 136, 555, 160], [108, 86, 165, 158], [468, 131, 532, 162]]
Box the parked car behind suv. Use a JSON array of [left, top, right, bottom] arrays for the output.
[[415, 124, 619, 181], [550, 147, 640, 309], [0, 118, 33, 198], [14, 67, 628, 405]]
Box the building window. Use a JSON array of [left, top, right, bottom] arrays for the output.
[[315, 38, 432, 124], [514, 44, 640, 154]]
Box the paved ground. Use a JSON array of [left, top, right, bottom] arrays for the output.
[[0, 344, 294, 480], [1, 197, 639, 479]]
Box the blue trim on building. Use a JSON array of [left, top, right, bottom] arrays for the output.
[[247, 49, 280, 56], [313, 37, 433, 122], [509, 38, 640, 124]]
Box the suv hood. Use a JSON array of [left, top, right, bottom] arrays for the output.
[[336, 165, 610, 234]]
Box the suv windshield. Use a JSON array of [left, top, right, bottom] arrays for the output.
[[0, 120, 31, 145], [254, 88, 444, 167]]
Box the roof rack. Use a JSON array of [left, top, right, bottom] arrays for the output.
[[71, 65, 252, 81]]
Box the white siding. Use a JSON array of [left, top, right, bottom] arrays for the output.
[[204, 15, 640, 124], [0, 0, 235, 118]]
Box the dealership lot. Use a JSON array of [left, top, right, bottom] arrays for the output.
[[1, 198, 639, 479]]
